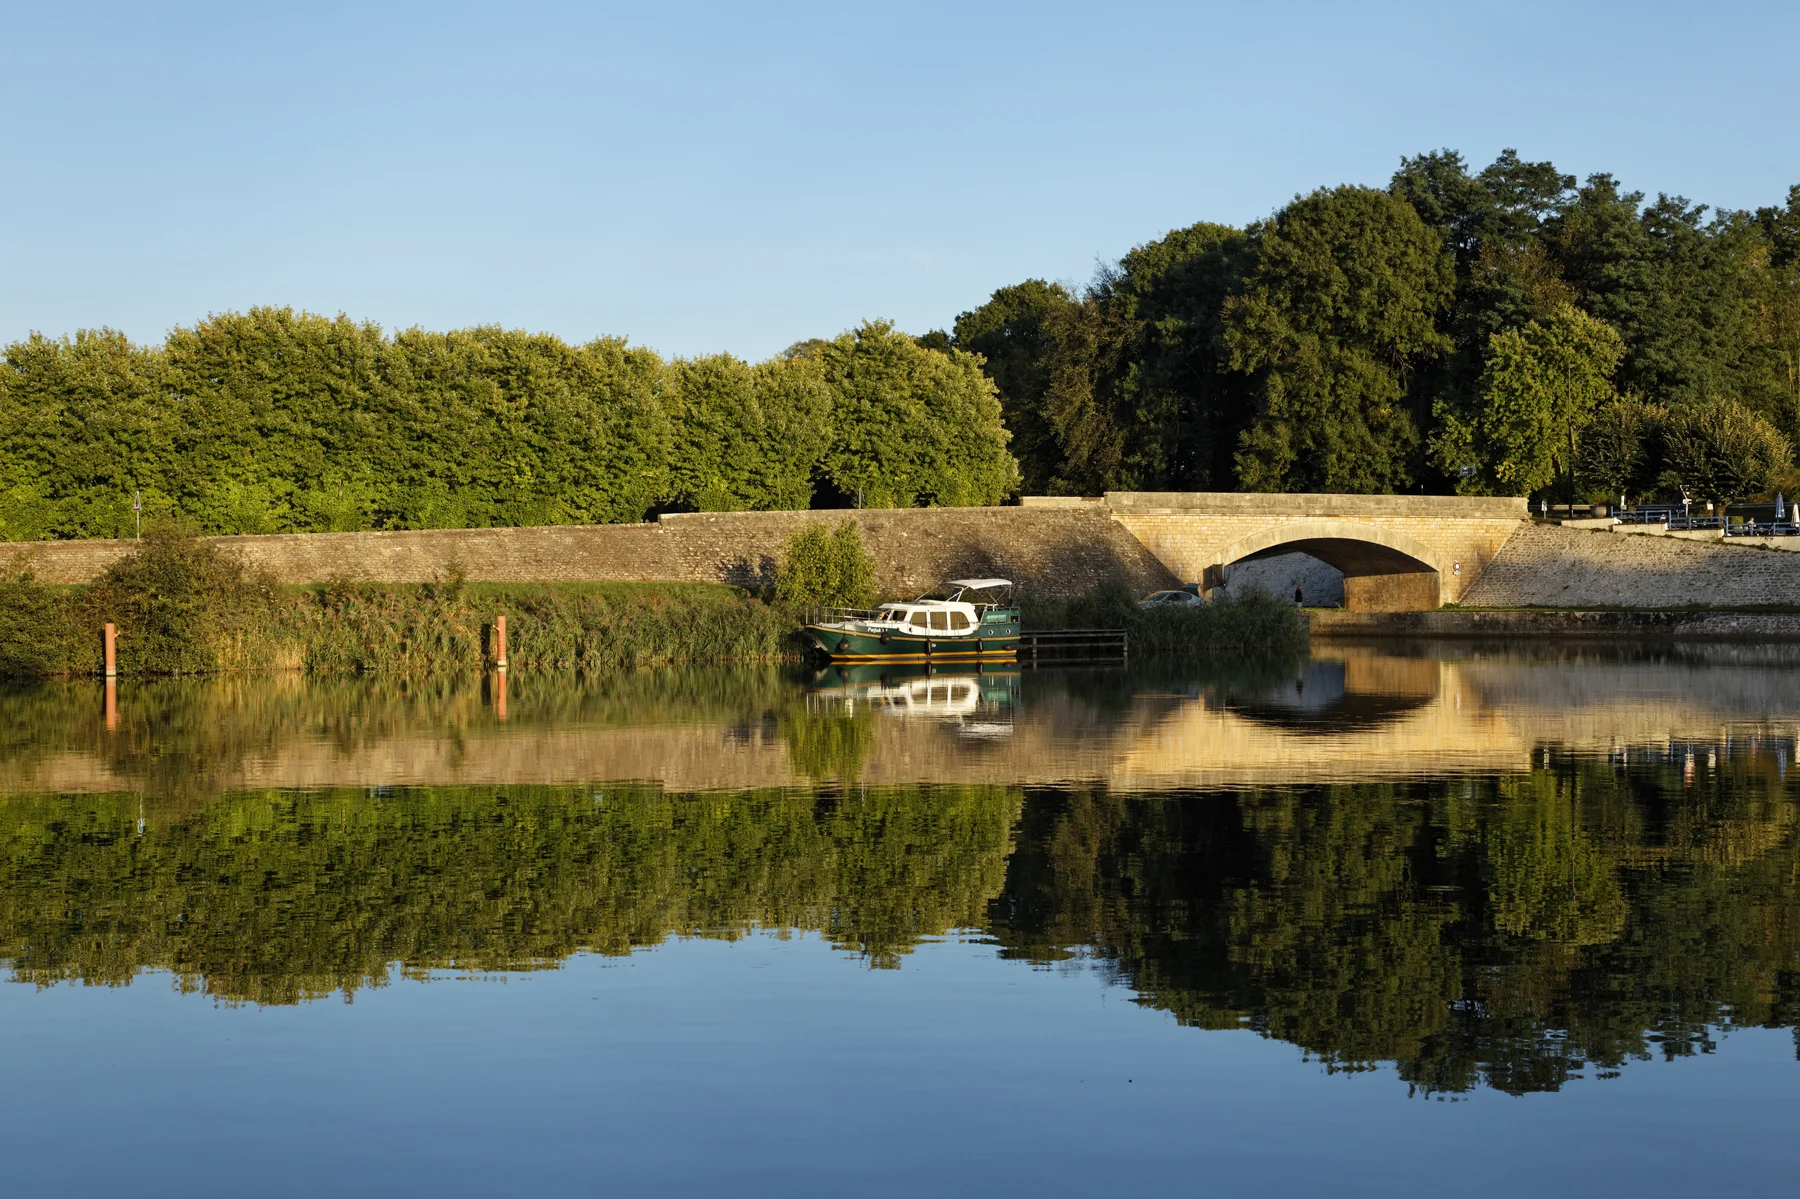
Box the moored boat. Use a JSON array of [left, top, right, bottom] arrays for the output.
[[800, 579, 1021, 662]]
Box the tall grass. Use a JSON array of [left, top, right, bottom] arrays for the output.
[[0, 535, 804, 680]]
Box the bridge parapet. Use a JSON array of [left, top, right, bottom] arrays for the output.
[[1023, 492, 1528, 611]]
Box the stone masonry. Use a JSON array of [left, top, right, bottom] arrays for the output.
[[1032, 492, 1527, 609], [0, 507, 1179, 601], [1460, 521, 1800, 608], [0, 492, 1547, 609]]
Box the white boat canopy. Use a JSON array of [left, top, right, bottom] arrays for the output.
[[945, 578, 1013, 590]]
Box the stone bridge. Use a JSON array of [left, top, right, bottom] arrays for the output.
[[1028, 492, 1527, 610]]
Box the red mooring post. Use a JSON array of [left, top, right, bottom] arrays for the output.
[[103, 622, 117, 679], [495, 615, 508, 670]]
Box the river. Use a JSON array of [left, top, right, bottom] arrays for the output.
[[3, 641, 1798, 1195]]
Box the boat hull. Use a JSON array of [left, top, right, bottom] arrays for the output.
[[801, 623, 1020, 663]]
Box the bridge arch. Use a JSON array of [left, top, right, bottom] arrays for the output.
[[1211, 520, 1445, 611]]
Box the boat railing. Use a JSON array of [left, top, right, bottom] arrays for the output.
[[804, 605, 888, 626]]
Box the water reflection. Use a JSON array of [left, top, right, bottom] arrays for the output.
[[9, 644, 1800, 796], [3, 643, 1800, 1096]]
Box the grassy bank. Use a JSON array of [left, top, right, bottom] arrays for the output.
[[0, 531, 1307, 679]]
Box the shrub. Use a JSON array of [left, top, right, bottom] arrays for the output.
[[85, 526, 279, 674], [0, 569, 80, 677], [773, 520, 877, 608]]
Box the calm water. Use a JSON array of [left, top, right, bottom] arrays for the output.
[[4, 643, 1800, 1196]]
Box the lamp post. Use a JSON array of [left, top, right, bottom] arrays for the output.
[[132, 490, 142, 540]]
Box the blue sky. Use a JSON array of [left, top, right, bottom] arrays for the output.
[[4, 0, 1796, 360]]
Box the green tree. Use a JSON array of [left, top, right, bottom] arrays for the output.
[[1659, 398, 1792, 504], [951, 280, 1080, 493], [1549, 177, 1786, 421], [1575, 395, 1664, 504], [1754, 185, 1800, 432], [1226, 186, 1454, 492], [1434, 304, 1625, 495], [0, 328, 174, 539], [812, 321, 1018, 507], [666, 353, 830, 511]]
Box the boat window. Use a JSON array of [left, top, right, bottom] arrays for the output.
[[947, 611, 970, 631], [908, 610, 930, 630], [929, 611, 949, 631]]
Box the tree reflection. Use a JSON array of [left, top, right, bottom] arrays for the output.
[[2, 748, 1798, 1094], [989, 750, 1800, 1094]]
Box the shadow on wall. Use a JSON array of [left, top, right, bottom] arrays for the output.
[[1220, 553, 1345, 606], [725, 555, 778, 592]]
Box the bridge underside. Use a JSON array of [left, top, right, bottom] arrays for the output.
[[1232, 538, 1440, 612]]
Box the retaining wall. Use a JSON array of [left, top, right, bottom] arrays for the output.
[[1462, 522, 1800, 608], [0, 507, 1178, 600]]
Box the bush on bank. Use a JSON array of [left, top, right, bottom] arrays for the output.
[[772, 519, 878, 609]]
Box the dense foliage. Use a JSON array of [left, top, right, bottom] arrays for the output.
[[0, 315, 1016, 539], [950, 155, 1800, 503]]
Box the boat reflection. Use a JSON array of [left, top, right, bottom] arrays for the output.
[[807, 663, 1018, 737]]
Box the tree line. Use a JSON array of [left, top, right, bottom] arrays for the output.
[[944, 151, 1800, 505], [7, 148, 1796, 541], [0, 312, 1018, 539]]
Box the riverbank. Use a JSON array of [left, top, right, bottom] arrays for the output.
[[0, 553, 802, 679], [0, 533, 1303, 679], [1311, 607, 1800, 641]]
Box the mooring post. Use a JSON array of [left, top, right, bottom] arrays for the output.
[[495, 615, 508, 671], [104, 678, 118, 732], [103, 622, 117, 679], [495, 668, 508, 722]]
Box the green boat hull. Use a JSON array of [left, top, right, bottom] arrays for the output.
[[802, 617, 1021, 663]]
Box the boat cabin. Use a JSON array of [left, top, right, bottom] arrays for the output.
[[870, 579, 1014, 637], [873, 601, 979, 634]]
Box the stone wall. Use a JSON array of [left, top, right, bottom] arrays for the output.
[[0, 507, 1178, 601], [1460, 522, 1800, 608]]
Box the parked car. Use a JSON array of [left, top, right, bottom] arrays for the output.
[[1139, 588, 1205, 609]]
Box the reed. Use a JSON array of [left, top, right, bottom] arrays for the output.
[[0, 547, 806, 681], [1024, 579, 1309, 661]]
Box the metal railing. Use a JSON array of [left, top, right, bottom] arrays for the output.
[[1724, 521, 1800, 537], [1616, 507, 1676, 524], [1016, 628, 1129, 666], [802, 605, 886, 625]]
